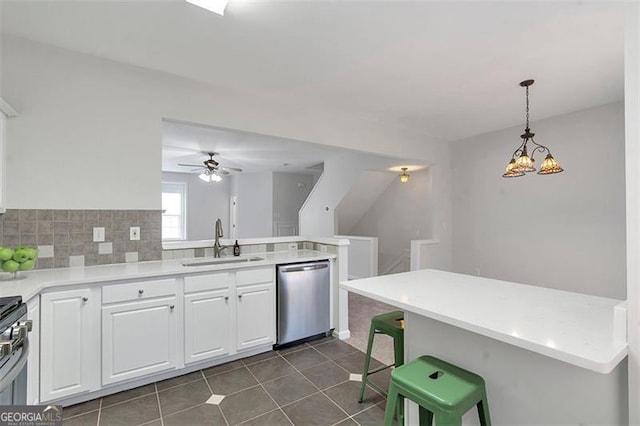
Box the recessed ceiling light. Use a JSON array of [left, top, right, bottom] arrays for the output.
[[185, 0, 229, 16]]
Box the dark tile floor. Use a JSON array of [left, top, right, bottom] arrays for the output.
[[62, 337, 393, 425]]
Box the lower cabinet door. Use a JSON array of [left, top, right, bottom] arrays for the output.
[[184, 289, 231, 364], [236, 283, 275, 351], [40, 288, 98, 402], [102, 297, 178, 385]]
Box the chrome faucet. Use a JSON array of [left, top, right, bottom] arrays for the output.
[[213, 218, 230, 258]]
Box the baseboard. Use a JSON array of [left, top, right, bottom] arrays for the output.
[[333, 329, 351, 340]]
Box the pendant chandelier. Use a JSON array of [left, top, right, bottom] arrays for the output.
[[502, 80, 564, 178]]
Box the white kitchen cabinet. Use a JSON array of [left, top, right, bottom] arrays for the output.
[[102, 294, 179, 385], [184, 289, 231, 364], [26, 296, 40, 405], [236, 282, 275, 351], [40, 288, 99, 402]]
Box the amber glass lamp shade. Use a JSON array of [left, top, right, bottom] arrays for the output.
[[502, 159, 525, 178], [537, 154, 564, 175]]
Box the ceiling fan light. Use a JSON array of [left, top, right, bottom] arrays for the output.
[[212, 172, 223, 182], [537, 154, 564, 175], [199, 172, 211, 182], [399, 167, 410, 183]]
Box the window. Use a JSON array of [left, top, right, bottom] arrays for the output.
[[162, 182, 187, 240]]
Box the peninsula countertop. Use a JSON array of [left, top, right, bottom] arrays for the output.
[[340, 269, 627, 373], [0, 250, 335, 301]]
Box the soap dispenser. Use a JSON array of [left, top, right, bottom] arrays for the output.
[[233, 240, 240, 256]]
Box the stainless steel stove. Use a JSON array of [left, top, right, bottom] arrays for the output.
[[0, 296, 31, 405]]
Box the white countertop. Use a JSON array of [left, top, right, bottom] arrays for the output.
[[340, 269, 627, 374], [0, 250, 335, 301], [163, 236, 350, 250]]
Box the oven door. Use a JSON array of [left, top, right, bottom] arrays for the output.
[[0, 319, 30, 405]]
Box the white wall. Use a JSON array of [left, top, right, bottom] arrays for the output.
[[336, 171, 396, 233], [162, 171, 230, 240], [451, 102, 626, 299], [348, 168, 434, 274], [231, 172, 273, 238], [272, 172, 314, 235]]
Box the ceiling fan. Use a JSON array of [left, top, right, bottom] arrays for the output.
[[178, 152, 242, 182]]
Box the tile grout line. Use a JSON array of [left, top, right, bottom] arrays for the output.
[[96, 396, 102, 426], [244, 352, 295, 426], [278, 346, 353, 423], [154, 382, 165, 426], [200, 369, 230, 426]]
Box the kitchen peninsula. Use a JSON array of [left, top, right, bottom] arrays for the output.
[[341, 269, 628, 425]]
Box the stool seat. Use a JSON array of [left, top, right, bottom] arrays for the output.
[[384, 356, 491, 426], [370, 310, 404, 337]]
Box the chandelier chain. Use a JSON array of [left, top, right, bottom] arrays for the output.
[[525, 85, 530, 129]]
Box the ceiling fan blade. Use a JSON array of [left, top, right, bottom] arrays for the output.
[[222, 167, 243, 172], [190, 168, 203, 172], [219, 169, 230, 176], [178, 163, 204, 167]]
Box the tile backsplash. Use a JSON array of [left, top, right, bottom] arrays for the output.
[[0, 209, 162, 269]]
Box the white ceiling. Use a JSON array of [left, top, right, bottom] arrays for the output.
[[1, 1, 624, 142], [162, 119, 360, 173]]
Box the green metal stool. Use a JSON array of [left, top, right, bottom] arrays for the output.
[[383, 355, 491, 426], [358, 310, 404, 403]]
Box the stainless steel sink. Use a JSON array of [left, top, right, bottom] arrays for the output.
[[181, 256, 264, 267]]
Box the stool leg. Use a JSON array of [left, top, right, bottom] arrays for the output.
[[392, 333, 404, 422], [434, 412, 462, 426], [383, 382, 400, 426], [358, 322, 377, 403], [477, 397, 491, 426], [418, 406, 433, 426]]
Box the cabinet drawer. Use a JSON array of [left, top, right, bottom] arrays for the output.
[[103, 279, 177, 304], [184, 272, 230, 293], [236, 267, 274, 286]]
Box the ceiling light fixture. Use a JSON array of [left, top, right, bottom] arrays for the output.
[[502, 79, 564, 178], [399, 167, 410, 183], [185, 0, 229, 16], [199, 169, 222, 182]]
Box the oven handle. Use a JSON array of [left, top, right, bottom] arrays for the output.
[[0, 337, 29, 393]]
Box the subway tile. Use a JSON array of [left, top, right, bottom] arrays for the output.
[[36, 210, 53, 221], [53, 210, 70, 221], [84, 243, 98, 255], [37, 258, 53, 269], [69, 255, 85, 267], [194, 248, 205, 257], [84, 210, 99, 221], [3, 210, 19, 221], [125, 252, 139, 263], [85, 254, 99, 266], [56, 245, 71, 257], [113, 252, 126, 264], [19, 210, 37, 222], [69, 221, 84, 234], [2, 236, 19, 247], [124, 210, 139, 221], [98, 210, 113, 222], [113, 210, 126, 221], [71, 243, 85, 255], [54, 222, 70, 234], [20, 222, 37, 235], [99, 242, 113, 255], [37, 221, 53, 234], [69, 210, 84, 222], [53, 233, 70, 245], [20, 235, 37, 247], [54, 256, 69, 268], [37, 234, 53, 245], [97, 254, 113, 265], [4, 222, 19, 237]]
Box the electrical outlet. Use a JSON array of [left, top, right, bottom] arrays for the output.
[[319, 244, 327, 253], [288, 243, 298, 251], [130, 227, 140, 241], [93, 227, 105, 242]]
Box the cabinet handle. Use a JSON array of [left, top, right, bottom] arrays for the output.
[[82, 297, 88, 302], [138, 289, 144, 295], [238, 294, 243, 300], [169, 305, 175, 310], [224, 296, 229, 302]]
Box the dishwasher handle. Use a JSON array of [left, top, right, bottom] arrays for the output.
[[279, 263, 329, 273]]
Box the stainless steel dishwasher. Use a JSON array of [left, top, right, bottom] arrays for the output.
[[276, 260, 331, 347]]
